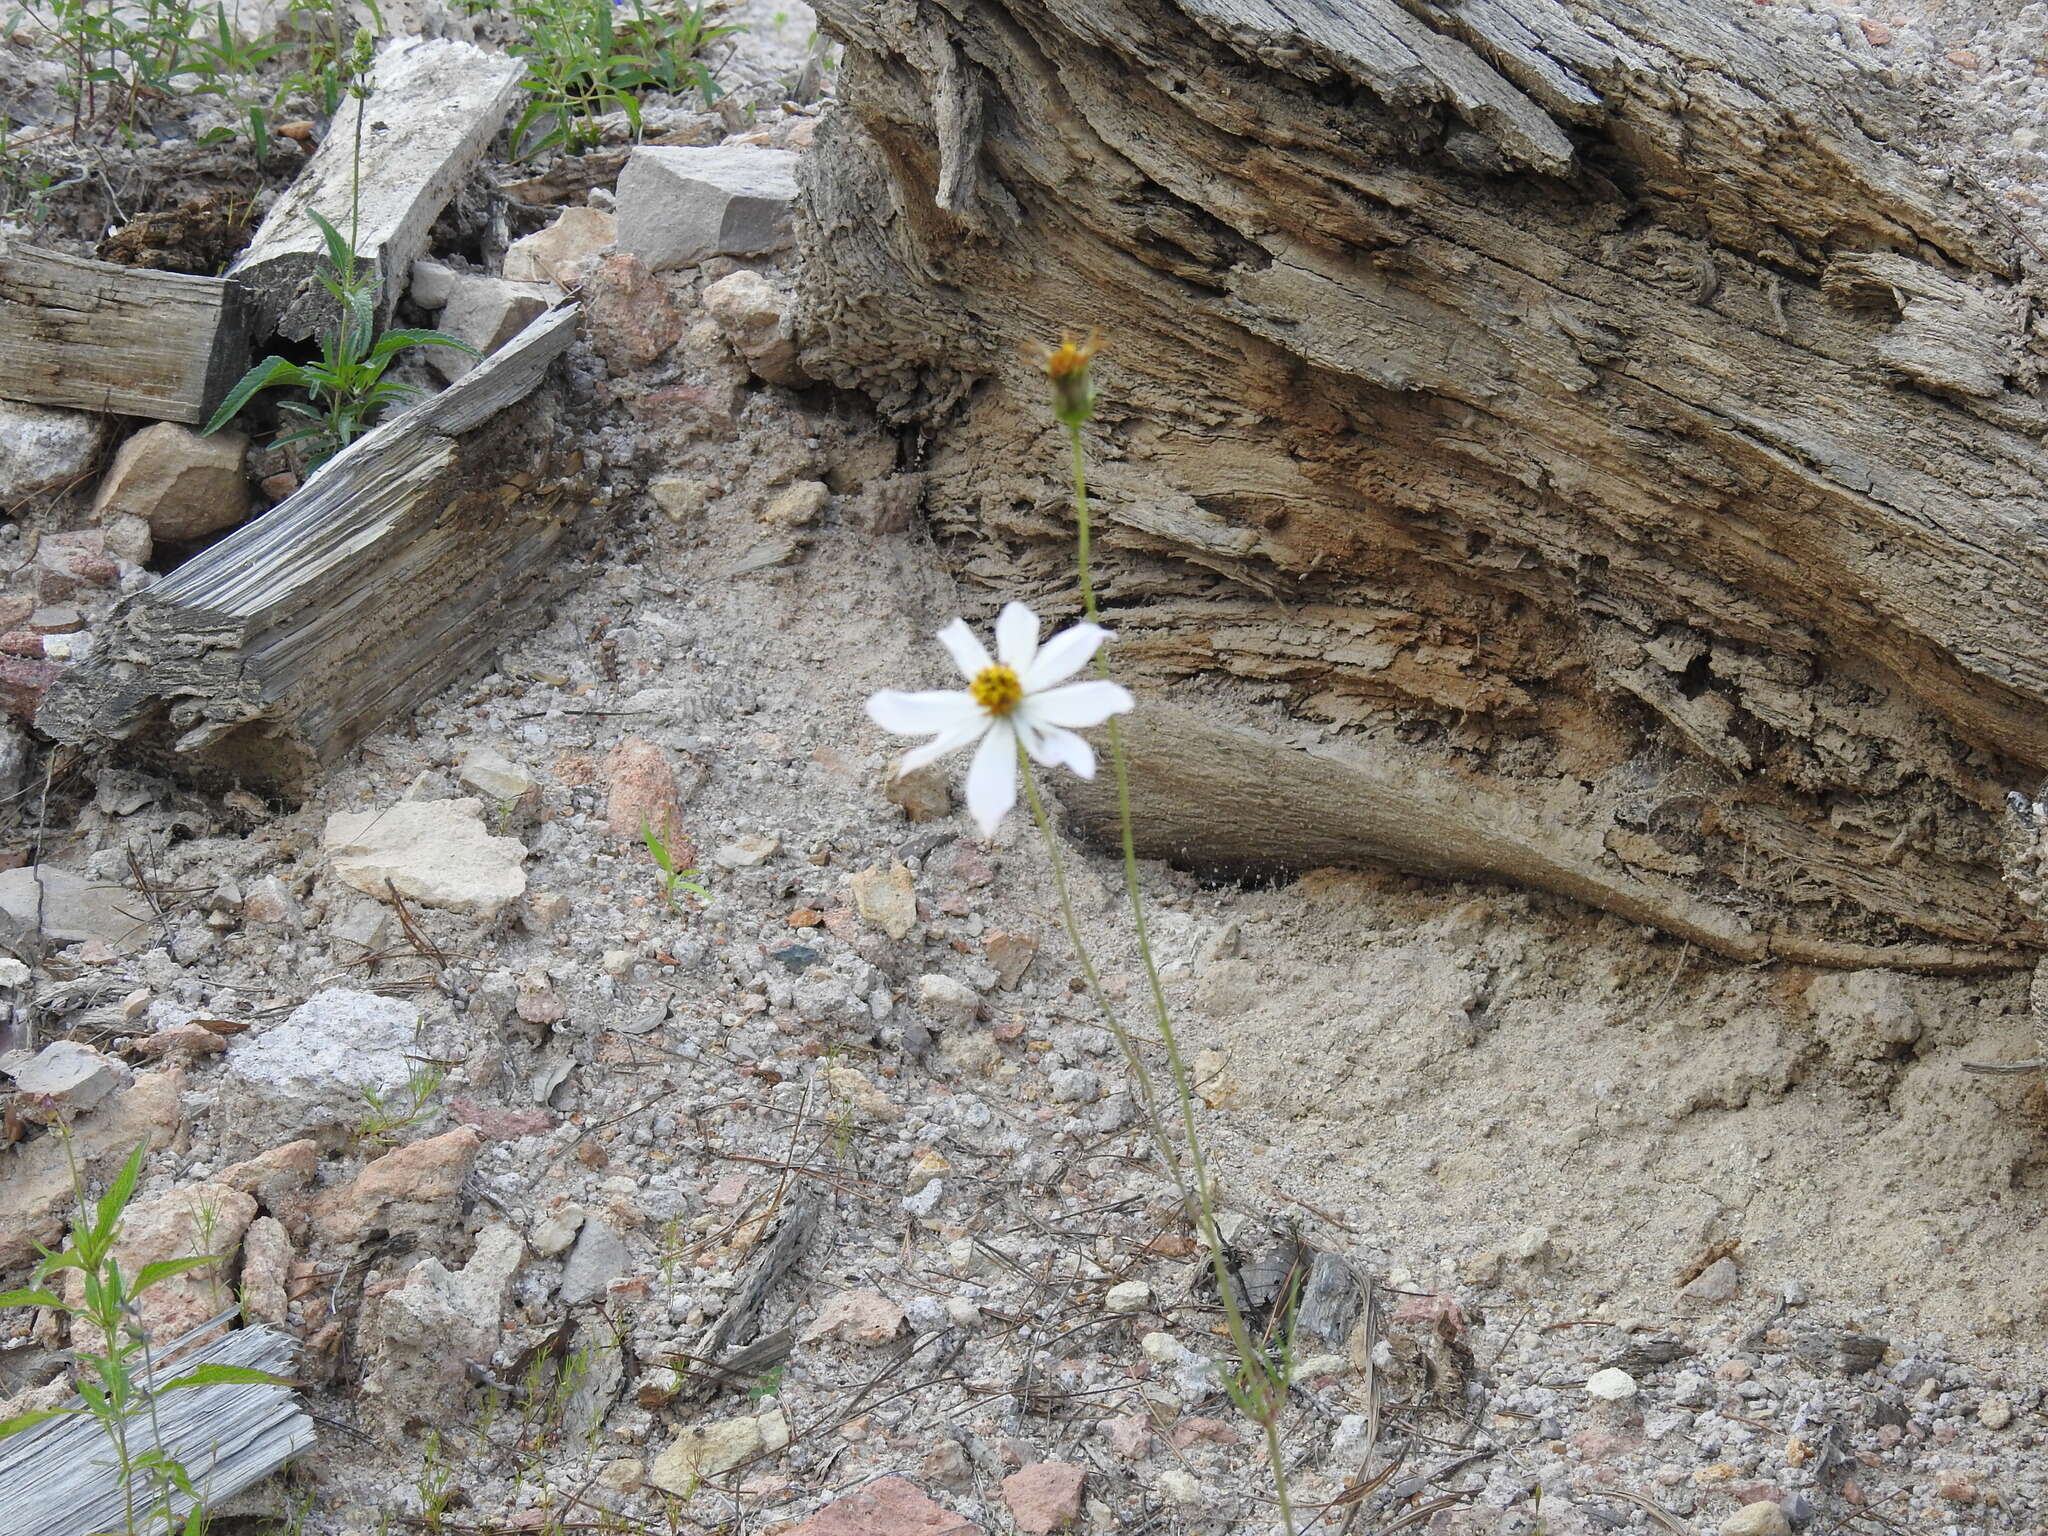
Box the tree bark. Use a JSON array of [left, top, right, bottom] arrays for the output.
[[796, 0, 2048, 972]]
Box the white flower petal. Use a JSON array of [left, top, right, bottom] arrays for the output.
[[964, 718, 1018, 838], [1022, 722, 1096, 779], [1023, 621, 1112, 690], [898, 715, 990, 773], [936, 618, 991, 681], [1024, 678, 1134, 729], [995, 602, 1040, 674], [867, 688, 979, 737]]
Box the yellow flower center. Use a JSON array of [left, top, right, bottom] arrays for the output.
[[970, 664, 1024, 716]]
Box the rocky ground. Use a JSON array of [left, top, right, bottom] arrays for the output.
[[4, 2, 2048, 1536]]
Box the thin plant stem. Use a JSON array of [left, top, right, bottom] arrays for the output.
[[1058, 414, 1296, 1535], [1015, 746, 1185, 1210]]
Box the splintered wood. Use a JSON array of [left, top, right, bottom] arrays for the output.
[[230, 35, 525, 340], [799, 0, 2048, 971], [0, 240, 250, 423], [37, 305, 584, 787], [0, 1324, 312, 1536]]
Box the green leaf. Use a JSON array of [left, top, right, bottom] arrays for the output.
[[92, 1143, 147, 1241], [132, 1255, 218, 1294], [158, 1363, 296, 1392], [0, 1408, 77, 1439], [0, 1287, 66, 1310], [368, 328, 479, 361], [307, 208, 355, 281], [204, 355, 305, 434]]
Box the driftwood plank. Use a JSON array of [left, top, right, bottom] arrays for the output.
[[36, 304, 584, 787], [0, 240, 250, 424], [0, 1323, 312, 1536], [230, 35, 525, 340], [799, 0, 2048, 971]]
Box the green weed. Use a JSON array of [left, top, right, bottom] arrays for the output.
[[0, 1138, 292, 1536], [355, 1055, 450, 1147], [507, 0, 741, 158], [641, 824, 709, 914]]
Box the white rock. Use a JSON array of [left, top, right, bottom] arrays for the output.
[[1158, 1468, 1204, 1506], [504, 206, 617, 285], [408, 258, 460, 309], [91, 423, 248, 541], [0, 958, 29, 988], [0, 865, 148, 945], [1585, 1367, 1638, 1401], [713, 832, 780, 868], [359, 1224, 524, 1429], [649, 1405, 789, 1491], [616, 146, 799, 272], [458, 746, 539, 808], [649, 474, 711, 522], [0, 401, 106, 500], [324, 797, 527, 917], [916, 973, 980, 1028], [429, 275, 555, 382], [559, 1216, 630, 1305], [1139, 1331, 1184, 1365], [1105, 1280, 1152, 1314], [0, 722, 29, 803], [850, 861, 917, 940], [220, 988, 422, 1149], [531, 1204, 586, 1257], [760, 478, 828, 527]]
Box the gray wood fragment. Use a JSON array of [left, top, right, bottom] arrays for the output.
[[0, 240, 250, 424], [230, 35, 524, 340], [799, 0, 2048, 973], [0, 1324, 312, 1536], [1295, 1251, 1365, 1351], [35, 306, 584, 789]]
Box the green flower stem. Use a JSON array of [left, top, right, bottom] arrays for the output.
[[1057, 418, 1296, 1535], [1015, 746, 1183, 1208]]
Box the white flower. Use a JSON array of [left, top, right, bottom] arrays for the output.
[[867, 601, 1135, 837]]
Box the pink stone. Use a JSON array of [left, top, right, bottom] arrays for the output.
[[785, 1475, 984, 1536], [1102, 1415, 1152, 1458], [1002, 1462, 1086, 1534], [448, 1096, 557, 1139], [604, 736, 684, 847]]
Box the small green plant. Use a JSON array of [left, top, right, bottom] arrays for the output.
[[203, 209, 474, 466], [507, 0, 740, 158], [643, 826, 709, 910], [0, 1139, 292, 1536], [414, 1430, 460, 1533], [355, 1056, 450, 1146], [641, 824, 709, 913], [746, 1361, 784, 1403]]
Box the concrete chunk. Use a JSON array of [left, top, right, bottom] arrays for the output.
[[616, 146, 799, 272]]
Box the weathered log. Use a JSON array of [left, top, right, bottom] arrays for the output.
[[35, 305, 586, 788], [0, 1321, 311, 1536], [230, 35, 524, 341], [797, 0, 2048, 971], [0, 240, 250, 424]]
